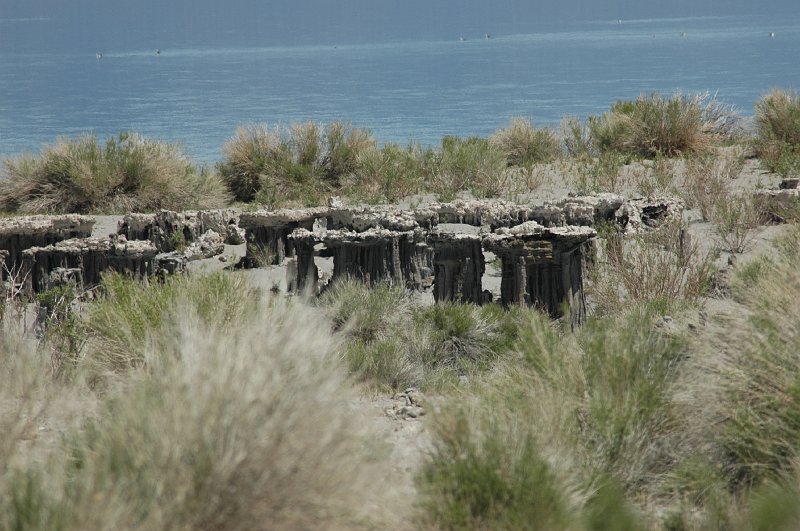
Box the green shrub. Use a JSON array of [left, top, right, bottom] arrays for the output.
[[710, 227, 800, 487], [322, 121, 376, 183], [575, 307, 688, 489], [218, 123, 324, 205], [321, 280, 526, 390], [743, 472, 800, 531], [86, 272, 257, 373], [490, 117, 562, 166], [415, 303, 516, 371], [418, 307, 678, 528], [419, 413, 579, 530], [518, 304, 690, 489], [0, 133, 229, 214], [755, 89, 800, 176], [589, 93, 738, 158], [218, 121, 375, 205], [343, 143, 431, 203], [321, 278, 413, 344], [756, 89, 800, 147], [432, 136, 508, 200]]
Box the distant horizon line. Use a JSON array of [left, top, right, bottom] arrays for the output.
[[2, 12, 796, 58]]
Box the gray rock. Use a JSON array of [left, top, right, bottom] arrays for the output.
[[184, 230, 224, 261]]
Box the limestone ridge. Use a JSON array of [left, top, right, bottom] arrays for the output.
[[0, 195, 683, 324]]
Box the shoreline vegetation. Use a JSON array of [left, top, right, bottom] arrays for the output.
[[0, 90, 797, 214], [2, 89, 800, 529]]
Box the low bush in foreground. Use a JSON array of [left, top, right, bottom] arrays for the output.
[[0, 276, 396, 530], [703, 227, 800, 488], [321, 279, 526, 390], [0, 133, 228, 213], [418, 304, 684, 529], [85, 272, 258, 374], [589, 92, 738, 158]]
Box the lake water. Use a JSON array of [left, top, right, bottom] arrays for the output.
[[1, 13, 798, 163]]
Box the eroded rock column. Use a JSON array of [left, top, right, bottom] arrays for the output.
[[0, 215, 95, 273], [286, 231, 320, 294], [21, 236, 158, 294], [239, 207, 328, 266], [484, 222, 595, 326], [428, 232, 485, 304], [330, 228, 410, 285], [118, 208, 243, 251]]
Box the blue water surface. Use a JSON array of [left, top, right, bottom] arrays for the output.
[[0, 14, 798, 163]]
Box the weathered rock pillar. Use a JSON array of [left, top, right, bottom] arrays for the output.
[[407, 241, 435, 290], [239, 207, 328, 266], [118, 209, 243, 251], [0, 250, 8, 284], [484, 222, 595, 326], [21, 236, 158, 294], [428, 233, 485, 304], [0, 215, 95, 273], [329, 228, 411, 285], [290, 228, 415, 287], [286, 232, 319, 294]]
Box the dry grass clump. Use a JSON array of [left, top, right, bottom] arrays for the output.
[[0, 133, 229, 214], [218, 124, 295, 202], [490, 117, 562, 166], [430, 136, 508, 200], [630, 156, 678, 198], [561, 116, 594, 159], [755, 89, 800, 176], [0, 275, 397, 530], [696, 227, 800, 489], [756, 90, 800, 146], [567, 151, 628, 194], [677, 150, 766, 254], [589, 92, 738, 158], [342, 143, 431, 203], [588, 221, 717, 315], [218, 121, 375, 205], [320, 279, 525, 390], [680, 150, 744, 221], [712, 191, 766, 254]]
